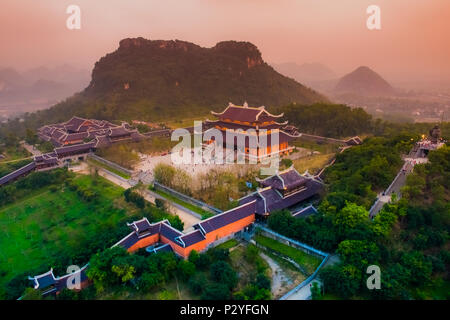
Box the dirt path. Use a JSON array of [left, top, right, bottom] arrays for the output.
[[21, 141, 42, 157], [259, 252, 294, 299], [140, 189, 201, 232]]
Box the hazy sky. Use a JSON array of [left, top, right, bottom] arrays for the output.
[[1, 0, 450, 82]]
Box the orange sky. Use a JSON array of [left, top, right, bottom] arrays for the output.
[[1, 0, 449, 82]]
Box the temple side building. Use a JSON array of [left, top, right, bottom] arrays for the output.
[[38, 116, 143, 148], [205, 103, 301, 161], [27, 166, 322, 296], [239, 166, 323, 218]]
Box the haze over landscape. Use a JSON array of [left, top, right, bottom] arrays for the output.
[[0, 1, 449, 304], [1, 0, 450, 83]]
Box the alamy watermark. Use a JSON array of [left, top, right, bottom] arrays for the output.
[[366, 265, 381, 289], [66, 5, 81, 30], [367, 5, 381, 30], [65, 265, 82, 290]]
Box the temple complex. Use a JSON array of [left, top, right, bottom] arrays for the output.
[[205, 103, 301, 161], [38, 116, 143, 148], [238, 166, 323, 218]]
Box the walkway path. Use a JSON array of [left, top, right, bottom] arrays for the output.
[[369, 145, 427, 218], [284, 254, 339, 300], [20, 141, 42, 157], [140, 189, 201, 232], [259, 252, 294, 299]]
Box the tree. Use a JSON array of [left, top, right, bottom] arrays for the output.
[[210, 261, 237, 290], [201, 283, 231, 300], [337, 240, 380, 270], [332, 202, 369, 238], [21, 287, 43, 300], [177, 260, 196, 281], [320, 264, 362, 299], [255, 273, 271, 291], [400, 251, 432, 285], [153, 163, 176, 187], [168, 215, 184, 232], [111, 264, 136, 283], [138, 272, 165, 291], [87, 247, 130, 291], [310, 282, 322, 300], [188, 273, 207, 295]]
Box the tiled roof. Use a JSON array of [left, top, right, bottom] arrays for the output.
[[54, 142, 95, 156], [292, 205, 318, 218], [239, 172, 323, 215], [212, 104, 283, 123], [160, 223, 183, 243], [260, 168, 307, 190], [153, 243, 173, 253], [109, 126, 131, 137], [196, 201, 256, 234], [0, 162, 36, 186], [114, 232, 140, 249], [62, 132, 90, 142], [180, 229, 205, 247], [55, 265, 89, 291], [29, 270, 56, 289]]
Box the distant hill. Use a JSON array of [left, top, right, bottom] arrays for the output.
[[35, 38, 326, 123], [334, 66, 395, 96], [272, 62, 336, 83], [0, 65, 89, 119]]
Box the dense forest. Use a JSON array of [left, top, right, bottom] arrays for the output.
[[268, 141, 450, 299]]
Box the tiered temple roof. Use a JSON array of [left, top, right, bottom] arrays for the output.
[[239, 167, 323, 216], [205, 103, 301, 158]]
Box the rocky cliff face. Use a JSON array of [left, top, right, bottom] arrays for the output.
[[51, 38, 327, 121]]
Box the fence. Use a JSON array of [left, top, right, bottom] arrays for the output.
[[153, 181, 222, 214], [253, 225, 330, 300], [256, 225, 328, 258], [279, 254, 330, 300], [88, 153, 133, 177], [299, 133, 346, 145]]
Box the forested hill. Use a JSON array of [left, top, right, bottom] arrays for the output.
[[11, 38, 325, 126], [277, 103, 373, 138]]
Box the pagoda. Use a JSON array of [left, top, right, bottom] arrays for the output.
[[205, 102, 301, 161]]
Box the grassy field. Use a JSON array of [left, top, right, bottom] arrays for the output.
[[292, 138, 340, 154], [165, 115, 209, 129], [0, 173, 144, 297], [216, 239, 239, 250], [0, 145, 31, 163], [254, 235, 322, 275], [229, 244, 271, 292], [151, 187, 214, 219], [87, 158, 131, 179], [293, 153, 335, 175]]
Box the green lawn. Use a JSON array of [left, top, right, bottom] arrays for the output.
[[0, 145, 31, 163], [0, 173, 143, 297], [216, 239, 239, 250], [151, 187, 214, 219], [87, 158, 131, 179], [254, 235, 322, 275], [292, 138, 340, 154]]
